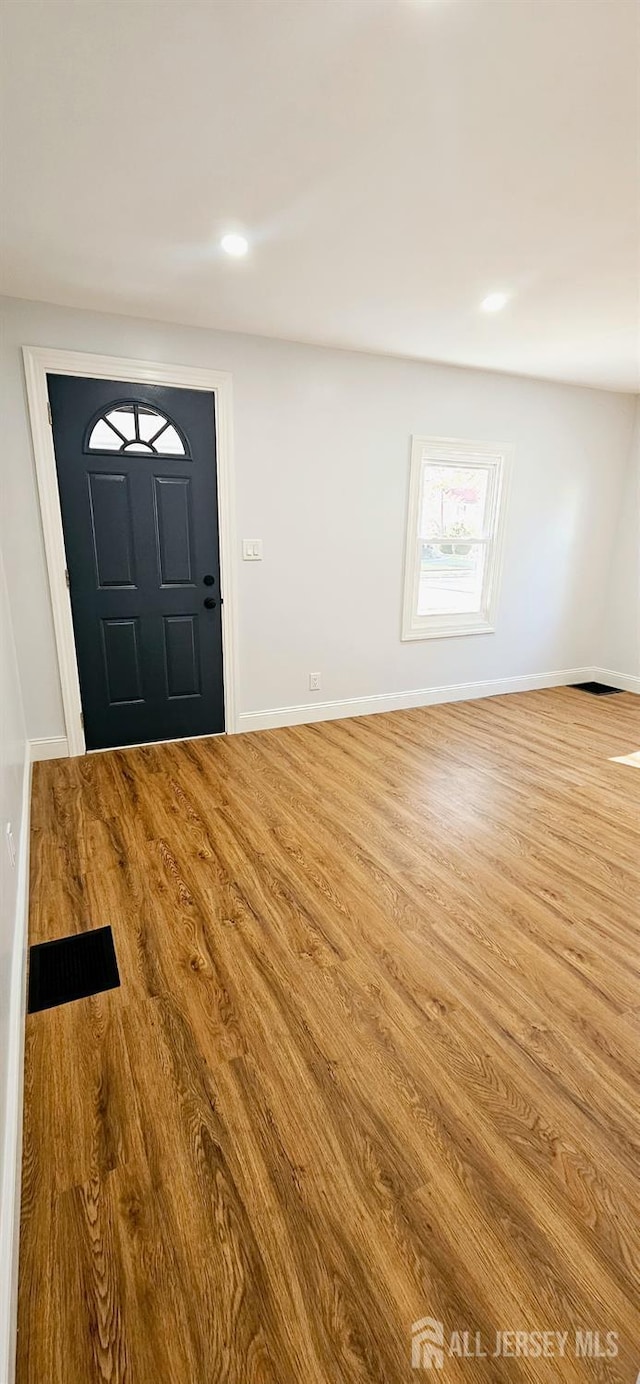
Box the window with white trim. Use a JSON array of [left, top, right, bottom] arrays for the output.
[[402, 436, 509, 640]]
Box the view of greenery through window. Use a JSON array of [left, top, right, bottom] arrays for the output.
[[418, 464, 490, 616]]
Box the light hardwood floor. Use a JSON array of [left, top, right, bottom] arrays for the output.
[[18, 689, 640, 1383]]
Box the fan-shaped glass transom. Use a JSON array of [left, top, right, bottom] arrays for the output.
[[87, 403, 187, 456]]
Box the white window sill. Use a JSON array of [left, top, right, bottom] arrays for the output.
[[401, 617, 496, 641]]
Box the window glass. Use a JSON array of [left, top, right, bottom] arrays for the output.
[[402, 438, 508, 640], [87, 405, 187, 456], [418, 464, 491, 617]]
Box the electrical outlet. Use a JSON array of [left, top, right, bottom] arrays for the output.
[[5, 822, 16, 868], [309, 673, 321, 692]]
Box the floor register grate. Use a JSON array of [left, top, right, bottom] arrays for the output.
[[28, 925, 120, 1013], [570, 682, 624, 696]]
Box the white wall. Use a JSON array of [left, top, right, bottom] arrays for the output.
[[0, 294, 636, 741], [0, 544, 26, 1166], [0, 538, 27, 1384], [598, 396, 640, 684]]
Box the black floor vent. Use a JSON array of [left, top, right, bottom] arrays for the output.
[[28, 925, 120, 1014], [571, 682, 624, 696]]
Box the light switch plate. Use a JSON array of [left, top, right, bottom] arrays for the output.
[[242, 539, 263, 561]]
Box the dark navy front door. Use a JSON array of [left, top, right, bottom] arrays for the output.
[[48, 375, 225, 751]]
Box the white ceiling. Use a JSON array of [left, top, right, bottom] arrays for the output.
[[1, 0, 639, 392]]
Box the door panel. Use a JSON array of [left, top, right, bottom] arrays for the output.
[[163, 615, 201, 698], [88, 473, 136, 588], [101, 618, 144, 705], [153, 476, 194, 586], [48, 375, 225, 750]]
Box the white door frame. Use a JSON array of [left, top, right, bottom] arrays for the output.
[[22, 346, 239, 756]]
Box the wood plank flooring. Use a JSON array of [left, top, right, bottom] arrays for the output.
[[17, 688, 640, 1383]]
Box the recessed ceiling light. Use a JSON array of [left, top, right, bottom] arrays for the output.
[[221, 233, 249, 258], [481, 292, 509, 313]]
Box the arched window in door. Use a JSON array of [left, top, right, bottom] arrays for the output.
[[86, 402, 188, 456]]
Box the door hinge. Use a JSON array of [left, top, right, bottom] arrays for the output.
[[64, 568, 70, 588], [47, 400, 52, 426], [80, 713, 84, 729]]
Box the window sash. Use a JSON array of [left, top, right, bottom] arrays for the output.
[[422, 535, 492, 546]]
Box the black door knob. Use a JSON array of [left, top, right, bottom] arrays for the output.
[[203, 574, 215, 586], [203, 597, 216, 610]]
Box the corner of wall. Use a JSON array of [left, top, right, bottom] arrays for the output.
[[0, 543, 30, 1384], [0, 750, 31, 1384], [596, 396, 640, 684]]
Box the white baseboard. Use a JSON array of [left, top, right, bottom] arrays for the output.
[[238, 667, 595, 733], [590, 667, 640, 695], [0, 747, 32, 1384], [25, 668, 635, 760], [29, 736, 69, 761]]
